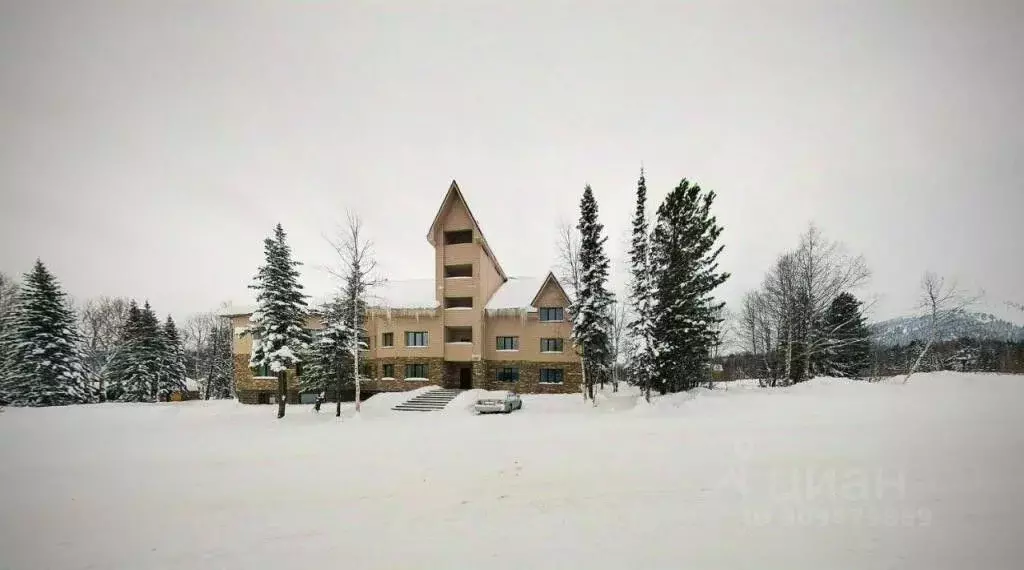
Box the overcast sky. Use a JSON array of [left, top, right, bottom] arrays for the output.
[[1, 0, 1021, 322]]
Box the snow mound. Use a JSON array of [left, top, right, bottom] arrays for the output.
[[360, 385, 439, 416]]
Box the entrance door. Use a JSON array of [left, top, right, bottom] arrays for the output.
[[458, 367, 473, 389]]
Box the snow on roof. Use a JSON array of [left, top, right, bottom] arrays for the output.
[[485, 276, 545, 310], [184, 378, 200, 392], [219, 279, 439, 318], [366, 279, 438, 309]]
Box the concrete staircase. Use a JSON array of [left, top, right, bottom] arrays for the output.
[[392, 389, 463, 412]]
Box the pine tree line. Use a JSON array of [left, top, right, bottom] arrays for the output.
[[570, 170, 730, 400], [0, 261, 207, 407]]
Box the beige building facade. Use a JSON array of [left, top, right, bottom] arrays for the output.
[[227, 181, 581, 404]]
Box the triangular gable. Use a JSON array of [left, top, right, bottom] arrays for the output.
[[530, 271, 571, 308], [426, 180, 507, 281]]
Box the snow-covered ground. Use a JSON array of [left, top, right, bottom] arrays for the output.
[[2, 372, 1023, 569]]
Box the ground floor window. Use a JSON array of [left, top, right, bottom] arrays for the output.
[[539, 368, 564, 384], [257, 392, 272, 404], [382, 363, 395, 378], [405, 363, 429, 379], [252, 363, 272, 377], [495, 366, 519, 382]]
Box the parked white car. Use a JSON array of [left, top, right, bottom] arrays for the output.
[[474, 391, 523, 414]]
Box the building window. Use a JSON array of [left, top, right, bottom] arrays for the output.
[[539, 307, 564, 322], [295, 362, 303, 377], [444, 264, 473, 277], [381, 332, 394, 347], [540, 338, 564, 353], [446, 326, 473, 343], [405, 363, 429, 379], [252, 363, 272, 377], [444, 229, 473, 245], [405, 331, 428, 347], [445, 297, 473, 309], [495, 367, 519, 382], [496, 336, 519, 351], [539, 368, 564, 384], [382, 363, 395, 378]]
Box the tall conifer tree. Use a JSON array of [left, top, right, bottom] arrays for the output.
[[627, 168, 657, 401], [572, 185, 614, 401], [650, 179, 729, 392], [0, 261, 89, 406], [249, 224, 309, 418]]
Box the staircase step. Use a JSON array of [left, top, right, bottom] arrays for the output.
[[392, 388, 464, 412]]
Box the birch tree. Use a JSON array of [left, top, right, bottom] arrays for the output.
[[79, 296, 130, 401], [903, 272, 972, 383], [325, 212, 382, 415], [555, 219, 582, 303]]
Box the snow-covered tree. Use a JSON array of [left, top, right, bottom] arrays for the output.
[[79, 296, 130, 401], [0, 260, 90, 406], [113, 301, 165, 402], [299, 299, 353, 403], [821, 292, 870, 377], [183, 311, 234, 399], [627, 169, 656, 401], [104, 301, 141, 400], [650, 179, 729, 392], [572, 185, 614, 402], [249, 224, 309, 418], [160, 315, 187, 399], [0, 272, 19, 403]]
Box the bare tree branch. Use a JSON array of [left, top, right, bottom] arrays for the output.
[[903, 271, 976, 383], [554, 219, 582, 302]]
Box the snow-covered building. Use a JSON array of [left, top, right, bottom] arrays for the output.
[[223, 181, 580, 404]]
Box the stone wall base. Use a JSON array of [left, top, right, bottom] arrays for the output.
[[232, 353, 582, 403]]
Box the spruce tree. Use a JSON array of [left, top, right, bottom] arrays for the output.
[[572, 185, 614, 401], [160, 315, 187, 399], [0, 273, 19, 405], [627, 168, 657, 401], [0, 260, 89, 406], [105, 300, 141, 401], [117, 301, 164, 402], [249, 224, 309, 418], [299, 299, 353, 403], [650, 179, 729, 392], [822, 292, 871, 377]]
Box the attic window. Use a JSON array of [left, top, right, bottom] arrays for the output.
[[444, 230, 473, 245]]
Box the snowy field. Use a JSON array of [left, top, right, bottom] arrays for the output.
[[2, 372, 1023, 569]]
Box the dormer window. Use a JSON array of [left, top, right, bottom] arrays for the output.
[[539, 307, 564, 322], [444, 230, 473, 245]]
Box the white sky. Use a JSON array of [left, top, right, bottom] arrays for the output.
[[1, 0, 1021, 322]]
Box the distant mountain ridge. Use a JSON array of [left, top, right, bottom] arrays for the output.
[[870, 309, 1024, 347]]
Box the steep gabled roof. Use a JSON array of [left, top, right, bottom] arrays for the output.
[[530, 271, 571, 307], [426, 180, 507, 281], [485, 272, 571, 311]]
